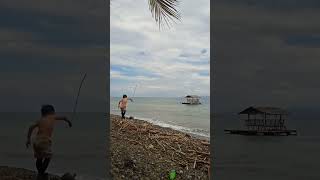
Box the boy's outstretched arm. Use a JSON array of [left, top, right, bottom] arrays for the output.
[[55, 116, 72, 127], [26, 122, 38, 148]]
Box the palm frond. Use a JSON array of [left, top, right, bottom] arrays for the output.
[[148, 0, 181, 28]]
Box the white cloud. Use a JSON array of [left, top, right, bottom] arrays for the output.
[[111, 0, 210, 97]]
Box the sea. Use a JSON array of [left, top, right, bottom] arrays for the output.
[[110, 96, 210, 139], [0, 97, 210, 179], [213, 112, 320, 180], [0, 112, 107, 180]]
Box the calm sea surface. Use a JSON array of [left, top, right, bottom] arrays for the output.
[[213, 113, 320, 180], [0, 112, 106, 180], [110, 97, 210, 139]]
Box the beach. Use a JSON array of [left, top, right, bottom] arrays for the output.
[[110, 97, 210, 138], [0, 112, 107, 180], [0, 166, 61, 180], [111, 114, 210, 179]]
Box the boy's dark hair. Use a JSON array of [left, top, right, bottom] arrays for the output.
[[41, 104, 55, 116], [123, 94, 127, 98]]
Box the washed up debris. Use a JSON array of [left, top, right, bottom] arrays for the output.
[[111, 114, 210, 179]]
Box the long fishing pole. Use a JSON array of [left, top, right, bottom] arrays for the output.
[[132, 84, 137, 98], [129, 84, 138, 102], [72, 73, 87, 121]]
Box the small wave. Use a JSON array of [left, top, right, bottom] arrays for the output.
[[131, 115, 210, 139]]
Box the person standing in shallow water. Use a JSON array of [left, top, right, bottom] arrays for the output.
[[118, 94, 133, 119], [26, 104, 72, 179]]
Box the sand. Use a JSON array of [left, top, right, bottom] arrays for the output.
[[111, 114, 210, 180]]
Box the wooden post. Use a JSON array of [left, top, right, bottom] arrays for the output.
[[274, 114, 276, 130], [254, 114, 259, 130], [248, 114, 250, 130], [264, 113, 267, 131]]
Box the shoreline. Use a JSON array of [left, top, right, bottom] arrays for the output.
[[111, 113, 210, 141], [111, 114, 210, 179]]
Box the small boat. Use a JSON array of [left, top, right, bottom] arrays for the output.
[[182, 95, 201, 105]]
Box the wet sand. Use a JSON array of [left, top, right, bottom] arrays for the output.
[[111, 114, 210, 180]]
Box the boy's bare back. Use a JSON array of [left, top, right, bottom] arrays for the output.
[[37, 115, 57, 138], [26, 113, 72, 149]]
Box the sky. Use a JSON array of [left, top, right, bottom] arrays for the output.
[[214, 0, 320, 114], [0, 0, 107, 112], [110, 0, 210, 97]]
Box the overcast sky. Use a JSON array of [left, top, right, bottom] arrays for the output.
[[214, 0, 320, 113], [0, 0, 107, 112], [110, 0, 210, 97]]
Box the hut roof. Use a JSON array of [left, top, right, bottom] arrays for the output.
[[239, 106, 288, 115]]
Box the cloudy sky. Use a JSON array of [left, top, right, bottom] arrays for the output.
[[214, 0, 320, 113], [0, 0, 107, 112], [110, 0, 210, 97]]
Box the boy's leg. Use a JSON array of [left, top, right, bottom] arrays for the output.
[[36, 158, 43, 173], [121, 109, 125, 119], [123, 110, 126, 118], [40, 158, 51, 174]]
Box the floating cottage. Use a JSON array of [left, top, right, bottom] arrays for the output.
[[182, 95, 201, 105], [225, 106, 297, 136]]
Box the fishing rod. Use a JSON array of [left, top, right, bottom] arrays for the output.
[[129, 84, 138, 102], [132, 84, 137, 98], [71, 73, 87, 121]]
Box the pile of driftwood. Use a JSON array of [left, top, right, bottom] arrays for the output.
[[112, 116, 210, 174]]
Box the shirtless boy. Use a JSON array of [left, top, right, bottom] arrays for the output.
[[26, 104, 72, 179], [118, 94, 133, 119]]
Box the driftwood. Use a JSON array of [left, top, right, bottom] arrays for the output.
[[113, 116, 210, 171], [201, 141, 210, 146], [187, 149, 210, 156], [193, 157, 197, 169]]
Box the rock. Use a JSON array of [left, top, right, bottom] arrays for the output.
[[179, 170, 183, 174], [148, 144, 154, 149]]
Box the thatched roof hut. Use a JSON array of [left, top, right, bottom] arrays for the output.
[[239, 106, 288, 115], [182, 95, 201, 105], [238, 106, 288, 131]]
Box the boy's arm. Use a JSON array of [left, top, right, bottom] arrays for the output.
[[26, 122, 38, 148], [55, 116, 72, 127]]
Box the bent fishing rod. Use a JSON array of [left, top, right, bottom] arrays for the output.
[[71, 73, 87, 121]]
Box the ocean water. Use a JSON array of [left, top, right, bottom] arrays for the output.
[[213, 113, 320, 180], [0, 112, 106, 180], [110, 97, 210, 139]]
